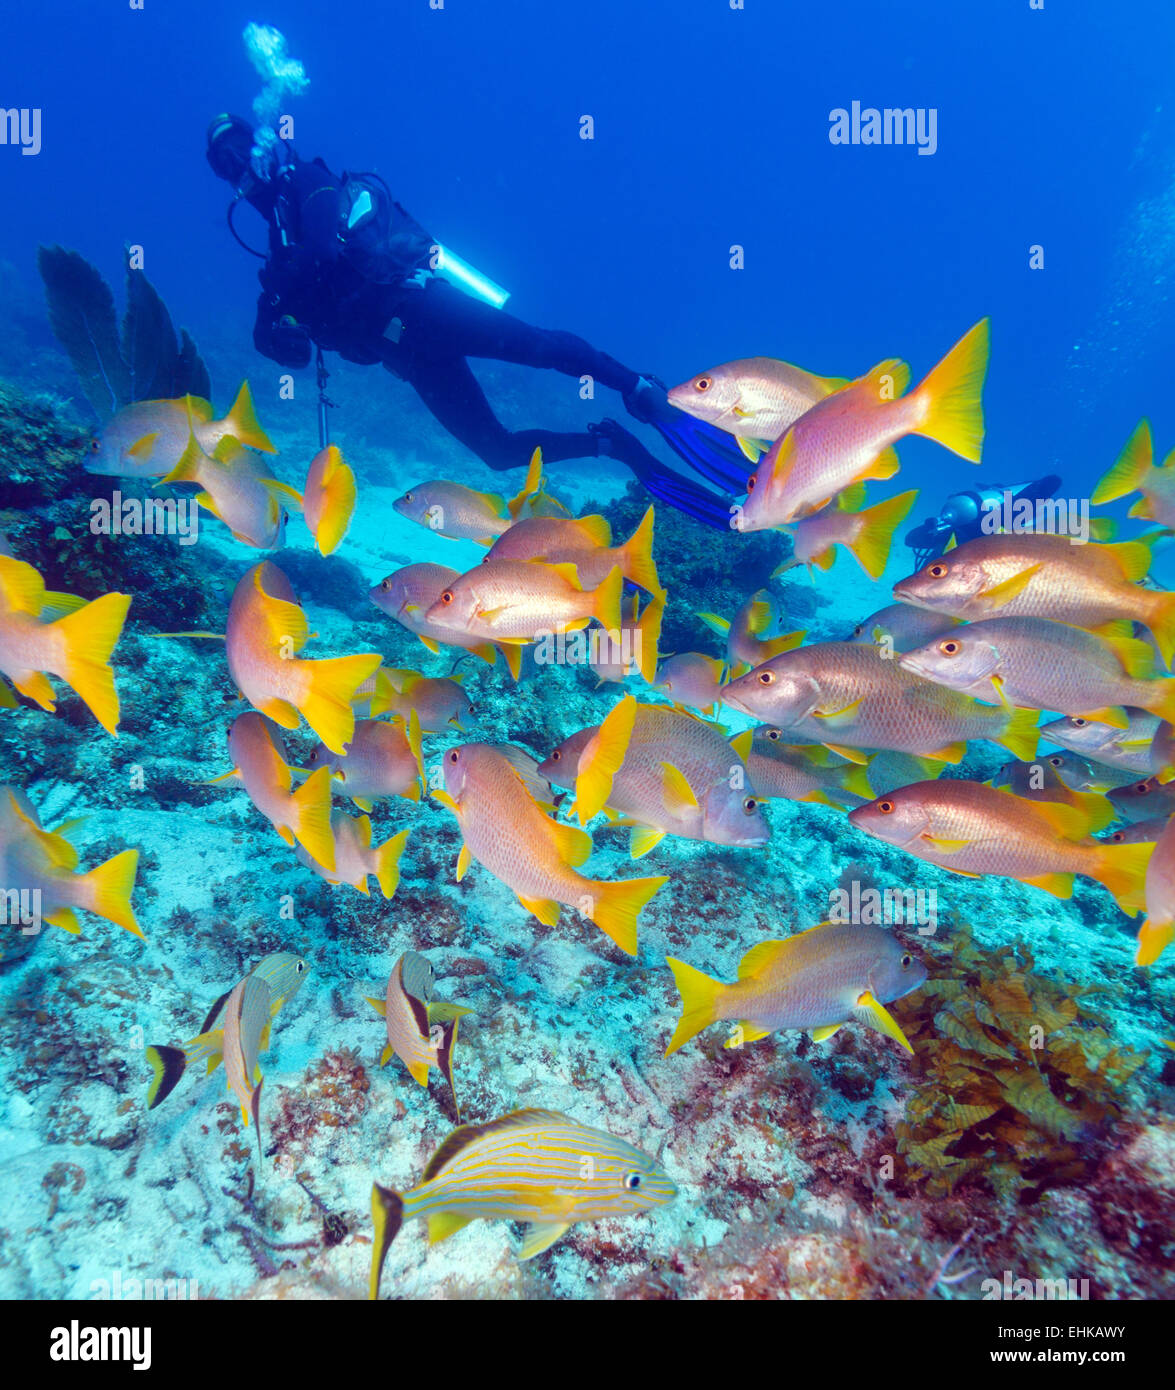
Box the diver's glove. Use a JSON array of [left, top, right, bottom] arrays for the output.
[[623, 375, 676, 426], [272, 315, 312, 368]]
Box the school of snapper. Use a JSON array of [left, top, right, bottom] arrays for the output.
[[7, 316, 1175, 1298]]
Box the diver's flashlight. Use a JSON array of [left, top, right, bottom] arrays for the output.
[[431, 244, 510, 309]]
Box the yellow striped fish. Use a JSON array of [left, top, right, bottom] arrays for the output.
[[366, 952, 472, 1117], [144, 953, 309, 1122], [223, 972, 271, 1160], [370, 1108, 676, 1297]]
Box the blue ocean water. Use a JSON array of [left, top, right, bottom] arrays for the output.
[[1, 0, 1173, 1309]]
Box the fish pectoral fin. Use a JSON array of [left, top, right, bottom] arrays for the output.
[[821, 742, 870, 765], [728, 728, 753, 761], [551, 818, 593, 867], [431, 788, 460, 814], [518, 1221, 572, 1261], [855, 991, 914, 1054], [989, 674, 1014, 712], [365, 995, 388, 1018], [977, 565, 1041, 607], [660, 761, 699, 816], [475, 605, 509, 621], [518, 895, 562, 926], [630, 824, 666, 858], [920, 834, 972, 853], [811, 1023, 844, 1043], [456, 842, 473, 881], [811, 696, 864, 727], [418, 635, 441, 655], [428, 1211, 473, 1246], [736, 437, 764, 463]]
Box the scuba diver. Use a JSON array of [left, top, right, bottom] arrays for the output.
[[904, 474, 1063, 567], [205, 115, 748, 529]]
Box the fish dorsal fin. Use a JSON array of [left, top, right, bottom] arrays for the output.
[[660, 761, 699, 815], [422, 1108, 572, 1180], [1103, 538, 1155, 583], [506, 447, 544, 520], [253, 568, 309, 652], [858, 358, 911, 401], [737, 938, 794, 980], [0, 555, 47, 616], [7, 793, 78, 869], [1100, 632, 1155, 680], [544, 560, 582, 588], [572, 514, 612, 547]]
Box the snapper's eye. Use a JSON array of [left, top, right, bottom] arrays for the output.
[[938, 640, 961, 657], [441, 591, 454, 604], [623, 1172, 642, 1191], [448, 750, 459, 764], [295, 960, 306, 974], [928, 563, 948, 578], [550, 749, 561, 761], [746, 473, 757, 493], [90, 439, 101, 453], [1070, 718, 1087, 728], [380, 579, 391, 591], [742, 797, 758, 814], [693, 376, 712, 393], [757, 670, 775, 685], [1048, 756, 1062, 768], [404, 491, 414, 502], [901, 953, 912, 968], [766, 728, 781, 741], [877, 800, 895, 814]]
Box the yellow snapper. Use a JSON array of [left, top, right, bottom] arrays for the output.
[[86, 382, 275, 478], [722, 640, 1039, 764], [433, 741, 666, 955], [295, 811, 409, 898], [1109, 775, 1175, 825], [848, 780, 1151, 915], [653, 651, 727, 715], [1138, 815, 1175, 965], [0, 785, 140, 941], [392, 449, 542, 543], [1092, 419, 1175, 528], [424, 558, 624, 644], [0, 555, 130, 736], [901, 617, 1175, 728], [590, 592, 664, 686], [742, 729, 876, 808], [368, 668, 474, 731], [365, 951, 472, 1115], [697, 588, 804, 676], [667, 355, 849, 462], [566, 696, 770, 855], [302, 443, 357, 555], [784, 488, 918, 581], [144, 952, 309, 1110], [894, 531, 1175, 668], [304, 713, 424, 810], [989, 758, 1116, 833], [1040, 710, 1175, 781], [666, 922, 927, 1056], [368, 565, 506, 673], [369, 1107, 676, 1296], [734, 319, 990, 530], [226, 562, 380, 755], [844, 602, 962, 653], [161, 427, 297, 549], [218, 711, 336, 871], [486, 507, 662, 595], [222, 971, 273, 1159]]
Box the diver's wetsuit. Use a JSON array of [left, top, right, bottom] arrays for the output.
[[249, 153, 640, 469]]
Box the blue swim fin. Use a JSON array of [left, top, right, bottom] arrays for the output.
[[624, 378, 752, 495], [590, 419, 732, 531]]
